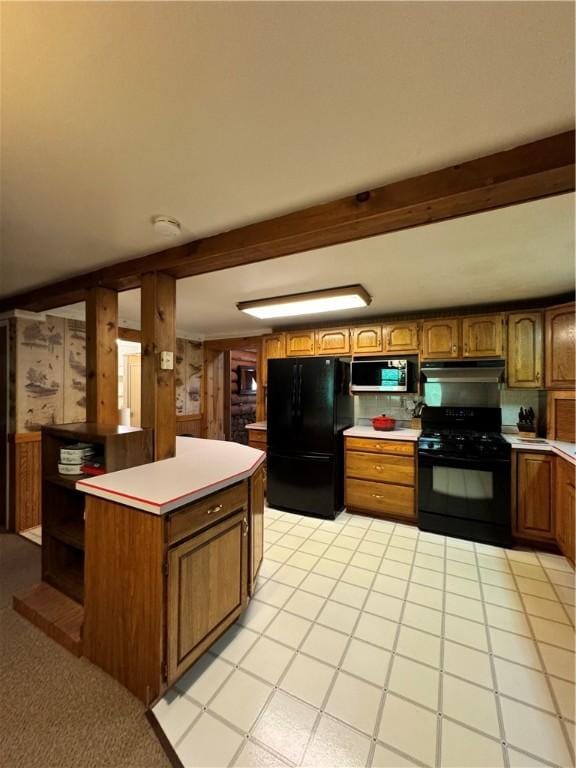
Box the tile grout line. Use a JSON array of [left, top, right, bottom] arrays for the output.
[[435, 524, 448, 768], [160, 509, 574, 768], [243, 511, 388, 766], [292, 514, 400, 766], [472, 539, 510, 768], [502, 547, 576, 767], [367, 523, 432, 768]]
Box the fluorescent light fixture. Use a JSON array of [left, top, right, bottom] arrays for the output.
[[237, 285, 371, 320]]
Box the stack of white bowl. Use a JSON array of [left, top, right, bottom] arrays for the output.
[[58, 443, 95, 475]]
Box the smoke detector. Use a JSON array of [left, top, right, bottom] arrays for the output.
[[152, 215, 181, 239]]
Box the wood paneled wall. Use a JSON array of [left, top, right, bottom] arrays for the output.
[[175, 415, 202, 437], [8, 432, 41, 531]]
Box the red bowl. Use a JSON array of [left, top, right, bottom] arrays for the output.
[[372, 415, 396, 431]]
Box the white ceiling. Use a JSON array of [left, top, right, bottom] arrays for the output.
[[53, 193, 574, 338], [1, 1, 574, 298]]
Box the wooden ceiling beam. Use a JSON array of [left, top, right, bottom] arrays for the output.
[[1, 130, 573, 314]]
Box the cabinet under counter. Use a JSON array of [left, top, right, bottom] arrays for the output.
[[77, 437, 265, 705]]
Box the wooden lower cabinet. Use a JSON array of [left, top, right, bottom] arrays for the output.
[[515, 452, 554, 541], [345, 438, 416, 521], [250, 465, 265, 591], [555, 456, 575, 565], [247, 428, 267, 492], [167, 511, 248, 682], [84, 475, 263, 704]]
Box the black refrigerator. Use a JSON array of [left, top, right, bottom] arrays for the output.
[[267, 356, 353, 519]]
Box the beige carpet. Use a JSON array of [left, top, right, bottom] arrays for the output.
[[0, 534, 171, 768]]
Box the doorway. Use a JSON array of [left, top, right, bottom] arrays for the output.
[[203, 339, 263, 442], [117, 339, 142, 427]]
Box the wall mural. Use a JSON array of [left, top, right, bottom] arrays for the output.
[[176, 338, 203, 415], [15, 316, 87, 432], [63, 319, 87, 423], [15, 316, 201, 431]]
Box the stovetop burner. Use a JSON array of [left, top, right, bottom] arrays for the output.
[[418, 407, 510, 459]]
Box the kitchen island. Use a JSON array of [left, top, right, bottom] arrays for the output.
[[76, 437, 265, 704]]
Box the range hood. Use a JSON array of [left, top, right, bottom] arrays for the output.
[[421, 360, 505, 384]]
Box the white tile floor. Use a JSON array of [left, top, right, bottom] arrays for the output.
[[19, 525, 42, 545], [152, 507, 576, 768]]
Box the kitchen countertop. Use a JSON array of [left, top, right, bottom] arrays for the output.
[[343, 426, 421, 442], [503, 434, 576, 465], [76, 436, 266, 515], [245, 421, 267, 431]]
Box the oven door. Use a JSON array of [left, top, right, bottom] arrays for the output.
[[418, 452, 511, 542]]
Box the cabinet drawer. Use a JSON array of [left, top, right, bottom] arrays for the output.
[[345, 437, 415, 456], [346, 478, 415, 519], [346, 451, 414, 486], [168, 481, 248, 545], [247, 430, 267, 446]]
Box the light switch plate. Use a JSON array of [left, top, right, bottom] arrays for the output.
[[160, 351, 174, 370]]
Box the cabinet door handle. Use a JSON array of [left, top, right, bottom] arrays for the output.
[[536, 371, 540, 383], [452, 344, 457, 353], [207, 504, 223, 516], [242, 517, 249, 537], [371, 493, 385, 500], [374, 465, 384, 472], [464, 342, 468, 353]]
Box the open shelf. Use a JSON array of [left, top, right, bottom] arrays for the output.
[[36, 423, 152, 619], [45, 474, 89, 491], [48, 519, 85, 551]]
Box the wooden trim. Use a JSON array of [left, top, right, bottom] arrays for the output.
[[8, 433, 41, 531], [274, 292, 575, 333], [1, 132, 573, 313], [175, 414, 202, 422], [118, 327, 141, 343], [9, 431, 41, 443], [204, 337, 260, 352]]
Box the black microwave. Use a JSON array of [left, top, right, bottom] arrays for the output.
[[350, 358, 412, 393]]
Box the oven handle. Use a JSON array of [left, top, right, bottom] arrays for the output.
[[418, 452, 511, 467]]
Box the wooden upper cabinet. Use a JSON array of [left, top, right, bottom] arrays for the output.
[[462, 314, 504, 358], [545, 303, 575, 389], [507, 312, 543, 388], [315, 327, 351, 356], [421, 319, 460, 360], [383, 321, 419, 354], [261, 333, 285, 387], [285, 330, 315, 357], [351, 326, 383, 355], [516, 452, 554, 541]]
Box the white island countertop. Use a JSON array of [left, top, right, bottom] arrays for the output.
[[76, 436, 265, 515], [343, 426, 421, 442]]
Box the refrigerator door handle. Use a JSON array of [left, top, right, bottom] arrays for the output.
[[291, 364, 299, 418], [297, 364, 303, 420]]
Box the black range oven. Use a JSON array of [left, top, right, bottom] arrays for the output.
[[418, 406, 512, 547]]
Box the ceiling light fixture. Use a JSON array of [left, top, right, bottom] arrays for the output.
[[152, 215, 181, 239], [237, 285, 371, 320]]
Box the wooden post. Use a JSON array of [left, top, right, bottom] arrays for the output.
[[86, 287, 119, 425], [141, 272, 176, 460]]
